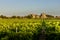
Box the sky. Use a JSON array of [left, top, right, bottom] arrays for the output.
[[0, 0, 60, 16]]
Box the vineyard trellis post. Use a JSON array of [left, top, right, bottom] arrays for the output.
[[16, 27, 18, 33]]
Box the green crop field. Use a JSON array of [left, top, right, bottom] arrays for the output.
[[0, 18, 60, 40]]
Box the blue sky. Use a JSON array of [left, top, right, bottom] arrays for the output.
[[0, 0, 60, 16]]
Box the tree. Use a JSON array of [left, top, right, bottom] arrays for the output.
[[11, 16, 16, 18], [26, 14, 32, 19], [16, 16, 20, 19]]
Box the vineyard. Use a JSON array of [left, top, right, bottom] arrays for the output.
[[0, 19, 60, 40]]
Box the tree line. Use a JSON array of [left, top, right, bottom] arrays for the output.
[[0, 13, 59, 19]]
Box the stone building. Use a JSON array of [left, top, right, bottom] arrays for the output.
[[27, 14, 40, 19], [31, 14, 36, 18], [26, 13, 54, 19], [40, 13, 47, 19]]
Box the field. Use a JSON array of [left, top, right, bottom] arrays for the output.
[[0, 18, 60, 40]]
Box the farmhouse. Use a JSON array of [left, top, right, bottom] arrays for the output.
[[26, 12, 54, 19], [26, 14, 40, 19], [40, 13, 47, 18], [31, 14, 36, 18]]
